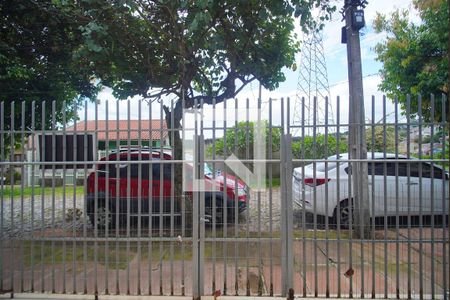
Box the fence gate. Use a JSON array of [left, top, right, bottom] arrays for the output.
[[0, 96, 449, 299], [187, 98, 294, 298]]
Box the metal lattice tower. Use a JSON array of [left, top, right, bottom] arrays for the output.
[[293, 30, 334, 136]]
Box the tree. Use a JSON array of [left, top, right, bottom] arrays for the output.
[[0, 1, 99, 138], [374, 0, 449, 122], [365, 126, 395, 153], [291, 134, 348, 159], [61, 0, 335, 200], [206, 121, 282, 158]]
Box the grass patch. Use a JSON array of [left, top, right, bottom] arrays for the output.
[[0, 186, 84, 198], [293, 229, 351, 240], [204, 228, 350, 240], [21, 241, 133, 269], [268, 177, 280, 187]]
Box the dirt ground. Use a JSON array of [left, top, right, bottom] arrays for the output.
[[1, 187, 448, 297]]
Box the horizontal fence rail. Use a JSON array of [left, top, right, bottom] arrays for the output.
[[0, 94, 448, 299]]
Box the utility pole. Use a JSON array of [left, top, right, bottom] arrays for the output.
[[342, 0, 370, 238]]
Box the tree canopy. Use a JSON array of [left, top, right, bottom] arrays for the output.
[[67, 0, 334, 121], [1, 0, 335, 157], [61, 0, 335, 163], [374, 0, 449, 122], [292, 134, 348, 159], [0, 1, 99, 131], [206, 121, 282, 158]]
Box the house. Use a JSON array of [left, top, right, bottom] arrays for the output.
[[24, 120, 169, 186], [66, 120, 169, 151]]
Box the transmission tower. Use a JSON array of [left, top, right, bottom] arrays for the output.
[[293, 30, 334, 136]]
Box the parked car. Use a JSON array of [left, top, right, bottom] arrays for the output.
[[292, 153, 449, 227], [86, 148, 248, 228]]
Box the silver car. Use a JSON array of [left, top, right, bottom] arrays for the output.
[[292, 153, 449, 227]]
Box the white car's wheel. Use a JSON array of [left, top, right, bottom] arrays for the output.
[[334, 199, 353, 229]]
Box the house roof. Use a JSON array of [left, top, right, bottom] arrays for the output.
[[66, 120, 168, 141]]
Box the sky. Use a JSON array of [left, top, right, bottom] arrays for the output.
[[81, 0, 417, 134]]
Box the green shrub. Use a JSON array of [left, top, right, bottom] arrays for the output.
[[3, 169, 21, 184]]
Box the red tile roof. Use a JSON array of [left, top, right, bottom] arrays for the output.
[[66, 120, 168, 141]]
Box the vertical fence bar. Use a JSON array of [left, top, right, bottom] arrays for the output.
[[359, 94, 365, 298], [382, 95, 388, 299], [312, 96, 318, 297], [347, 94, 353, 298], [199, 114, 205, 298], [280, 98, 286, 296], [418, 94, 424, 300], [93, 96, 99, 295], [19, 101, 25, 293], [40, 101, 45, 293], [148, 102, 153, 296], [285, 130, 293, 296], [126, 100, 131, 295], [115, 100, 120, 295], [9, 101, 15, 294], [281, 133, 293, 297], [30, 101, 36, 293], [301, 96, 307, 298], [51, 101, 56, 293], [83, 101, 88, 294], [222, 98, 228, 295], [192, 126, 200, 300], [158, 100, 163, 296], [211, 97, 217, 295], [430, 94, 436, 299], [72, 105, 78, 294], [406, 95, 412, 300], [336, 96, 341, 298], [268, 97, 274, 297], [181, 91, 187, 297], [370, 95, 376, 299], [245, 97, 250, 296], [170, 100, 176, 294], [169, 100, 174, 296], [137, 100, 142, 296], [62, 101, 67, 294], [104, 100, 110, 295], [257, 95, 262, 296], [394, 95, 400, 299]]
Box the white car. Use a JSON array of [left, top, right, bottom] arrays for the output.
[[292, 153, 449, 227]]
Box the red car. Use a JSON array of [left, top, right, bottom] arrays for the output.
[[86, 148, 249, 228]]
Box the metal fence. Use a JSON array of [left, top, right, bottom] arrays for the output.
[[0, 95, 448, 299]]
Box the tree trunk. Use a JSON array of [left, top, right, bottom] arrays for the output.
[[164, 102, 192, 231]]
